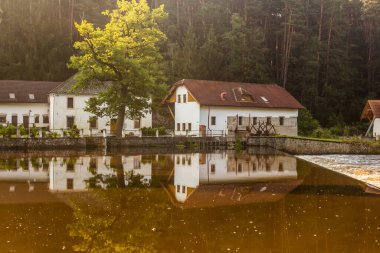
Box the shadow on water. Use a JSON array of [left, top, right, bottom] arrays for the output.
[[0, 148, 379, 252]]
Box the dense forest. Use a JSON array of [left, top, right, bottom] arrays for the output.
[[0, 0, 379, 127]]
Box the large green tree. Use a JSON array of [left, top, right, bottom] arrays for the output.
[[69, 0, 167, 137]]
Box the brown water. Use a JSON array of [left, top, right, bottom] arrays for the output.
[[0, 148, 380, 252]]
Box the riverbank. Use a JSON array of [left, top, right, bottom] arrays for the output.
[[0, 136, 229, 150], [248, 136, 380, 154], [297, 155, 380, 188]]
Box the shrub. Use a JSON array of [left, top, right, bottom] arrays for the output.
[[141, 127, 166, 136], [298, 109, 320, 136], [64, 125, 80, 138]]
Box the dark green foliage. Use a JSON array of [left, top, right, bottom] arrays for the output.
[[141, 127, 166, 136], [0, 0, 380, 128], [298, 109, 320, 136], [64, 125, 80, 138]]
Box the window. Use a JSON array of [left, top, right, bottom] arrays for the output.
[[67, 162, 74, 172], [177, 185, 180, 193], [67, 179, 74, 190], [210, 164, 216, 173], [89, 116, 98, 129], [238, 163, 242, 172], [261, 96, 269, 103], [67, 116, 75, 128], [252, 163, 257, 171], [183, 94, 187, 103], [211, 116, 216, 126], [267, 117, 272, 124], [0, 115, 6, 124], [11, 115, 17, 126], [177, 94, 181, 103], [9, 93, 15, 99], [182, 156, 186, 165], [43, 115, 49, 124], [182, 123, 186, 131], [279, 117, 285, 126], [176, 156, 180, 164], [266, 163, 271, 171], [182, 185, 185, 193], [23, 115, 29, 128], [29, 94, 35, 100], [279, 162, 284, 172], [188, 123, 192, 131], [238, 116, 243, 126], [134, 118, 141, 129], [67, 97, 74, 108], [188, 158, 191, 165], [253, 117, 257, 125], [177, 123, 180, 131], [89, 158, 97, 172], [34, 115, 39, 124]]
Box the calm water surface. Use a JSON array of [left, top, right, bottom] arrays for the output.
[[0, 148, 380, 253]]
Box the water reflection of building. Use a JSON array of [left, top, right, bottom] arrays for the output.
[[49, 155, 152, 191], [0, 155, 152, 196], [168, 152, 300, 207]]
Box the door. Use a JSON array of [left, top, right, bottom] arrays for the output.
[[199, 125, 206, 137], [110, 119, 117, 135], [23, 115, 29, 129]]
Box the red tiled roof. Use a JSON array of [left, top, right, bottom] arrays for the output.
[[361, 100, 380, 120], [164, 79, 304, 109], [166, 180, 303, 209], [0, 80, 61, 103]]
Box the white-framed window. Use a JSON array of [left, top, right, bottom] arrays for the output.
[[9, 93, 15, 99], [211, 116, 216, 125], [29, 94, 35, 100], [0, 114, 6, 123], [67, 97, 74, 108]]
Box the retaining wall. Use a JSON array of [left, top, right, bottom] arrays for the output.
[[248, 137, 380, 155], [0, 136, 227, 150]]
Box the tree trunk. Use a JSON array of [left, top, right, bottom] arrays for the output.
[[115, 105, 126, 138], [325, 16, 333, 88], [110, 156, 126, 188]]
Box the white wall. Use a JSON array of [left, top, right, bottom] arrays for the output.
[[374, 118, 380, 138], [198, 153, 297, 184], [199, 106, 298, 135], [173, 153, 200, 203], [49, 94, 152, 136], [174, 86, 200, 136], [49, 155, 152, 191], [0, 103, 50, 128]]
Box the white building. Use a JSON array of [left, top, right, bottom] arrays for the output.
[[0, 78, 152, 136], [163, 79, 304, 136], [0, 155, 152, 192], [49, 76, 152, 136], [0, 80, 60, 129], [361, 100, 380, 139], [168, 151, 301, 206]]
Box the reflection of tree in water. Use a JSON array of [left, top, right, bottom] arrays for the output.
[[85, 156, 150, 189], [68, 155, 169, 252]]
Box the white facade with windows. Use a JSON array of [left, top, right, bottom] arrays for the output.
[[164, 80, 303, 137], [48, 94, 152, 136], [0, 103, 50, 128]]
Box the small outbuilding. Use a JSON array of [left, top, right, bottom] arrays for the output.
[[162, 79, 304, 137], [361, 100, 380, 139]]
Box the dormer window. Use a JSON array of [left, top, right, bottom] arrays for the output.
[[29, 94, 35, 100], [9, 93, 15, 99], [233, 87, 254, 102], [261, 96, 269, 103]]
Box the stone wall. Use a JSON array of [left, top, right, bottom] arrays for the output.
[[248, 136, 380, 155], [106, 136, 227, 149], [0, 137, 88, 150], [0, 136, 227, 150]]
